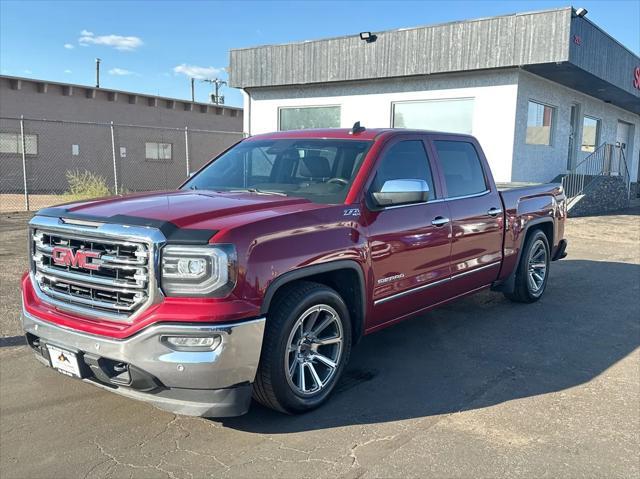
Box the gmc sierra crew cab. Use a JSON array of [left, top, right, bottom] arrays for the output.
[[21, 125, 567, 417]]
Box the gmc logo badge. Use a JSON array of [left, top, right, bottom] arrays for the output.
[[51, 246, 101, 271]]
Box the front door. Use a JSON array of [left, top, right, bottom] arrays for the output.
[[429, 136, 504, 295], [615, 121, 632, 175], [364, 136, 452, 329], [567, 104, 580, 170]]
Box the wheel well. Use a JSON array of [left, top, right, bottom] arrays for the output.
[[491, 219, 553, 294], [266, 269, 365, 345], [528, 221, 553, 250]]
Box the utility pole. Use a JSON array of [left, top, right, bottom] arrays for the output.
[[202, 78, 226, 104], [190, 77, 195, 102], [95, 58, 101, 88]]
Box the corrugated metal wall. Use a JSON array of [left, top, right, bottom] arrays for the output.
[[229, 8, 573, 88]]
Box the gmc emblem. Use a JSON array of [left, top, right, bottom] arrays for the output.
[[51, 246, 101, 271]]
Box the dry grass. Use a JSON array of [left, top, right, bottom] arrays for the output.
[[0, 194, 68, 214]]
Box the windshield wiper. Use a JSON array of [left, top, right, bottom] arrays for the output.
[[229, 188, 287, 196]]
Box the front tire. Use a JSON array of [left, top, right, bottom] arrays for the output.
[[253, 281, 352, 414], [504, 230, 550, 303]]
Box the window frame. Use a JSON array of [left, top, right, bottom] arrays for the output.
[[0, 132, 39, 156], [525, 99, 556, 146], [580, 115, 601, 153], [390, 97, 475, 135], [364, 135, 442, 210], [144, 141, 173, 161], [277, 104, 341, 131]]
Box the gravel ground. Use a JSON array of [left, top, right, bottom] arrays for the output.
[[0, 208, 638, 478]]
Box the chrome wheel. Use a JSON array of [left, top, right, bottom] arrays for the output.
[[527, 239, 548, 295], [284, 304, 344, 396]]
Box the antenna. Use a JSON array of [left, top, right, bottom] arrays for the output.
[[350, 121, 366, 134], [201, 78, 227, 104]]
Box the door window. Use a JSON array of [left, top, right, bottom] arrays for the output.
[[434, 140, 487, 198], [370, 140, 435, 199], [581, 116, 601, 153]]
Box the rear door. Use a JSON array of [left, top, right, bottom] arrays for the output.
[[364, 135, 452, 329], [428, 136, 504, 295]]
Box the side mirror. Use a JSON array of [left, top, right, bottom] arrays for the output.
[[372, 179, 429, 207]]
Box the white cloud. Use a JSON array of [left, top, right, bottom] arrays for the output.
[[64, 43, 74, 49], [64, 69, 72, 74], [79, 30, 143, 51], [24, 69, 33, 74], [108, 67, 136, 76], [173, 63, 223, 80]]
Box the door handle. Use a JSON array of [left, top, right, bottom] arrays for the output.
[[487, 207, 502, 217], [431, 216, 450, 227]]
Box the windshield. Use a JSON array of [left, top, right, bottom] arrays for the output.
[[183, 139, 373, 204]]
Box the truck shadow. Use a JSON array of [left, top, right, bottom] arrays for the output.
[[221, 259, 640, 433]]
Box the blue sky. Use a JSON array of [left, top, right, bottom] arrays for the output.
[[1, 0, 638, 107]]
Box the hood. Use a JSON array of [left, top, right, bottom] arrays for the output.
[[38, 190, 326, 241]]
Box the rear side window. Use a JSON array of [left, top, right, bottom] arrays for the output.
[[370, 140, 435, 198], [434, 140, 487, 198]]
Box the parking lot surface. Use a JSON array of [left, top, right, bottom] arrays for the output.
[[1, 208, 638, 478]]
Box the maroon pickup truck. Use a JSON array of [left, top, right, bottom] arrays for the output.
[[21, 125, 567, 417]]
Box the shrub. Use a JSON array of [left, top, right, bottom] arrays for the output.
[[64, 170, 112, 200]]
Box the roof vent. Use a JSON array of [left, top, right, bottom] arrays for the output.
[[350, 121, 366, 135]]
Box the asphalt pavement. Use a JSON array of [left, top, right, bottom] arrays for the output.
[[1, 208, 638, 478]]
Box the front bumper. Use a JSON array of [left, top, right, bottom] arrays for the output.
[[21, 307, 266, 417]]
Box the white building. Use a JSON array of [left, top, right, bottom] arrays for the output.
[[229, 7, 640, 188]]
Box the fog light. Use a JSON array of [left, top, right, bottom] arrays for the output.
[[165, 335, 222, 350]]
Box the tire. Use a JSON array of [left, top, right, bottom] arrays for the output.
[[253, 281, 352, 414], [504, 229, 551, 303]]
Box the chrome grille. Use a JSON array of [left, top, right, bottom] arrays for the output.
[[31, 228, 152, 321]]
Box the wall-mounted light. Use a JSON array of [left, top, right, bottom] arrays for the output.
[[359, 32, 377, 43], [575, 7, 588, 17]]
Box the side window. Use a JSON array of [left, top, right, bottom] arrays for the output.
[[434, 140, 487, 198], [371, 140, 435, 198]]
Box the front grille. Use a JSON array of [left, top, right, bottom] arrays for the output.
[[31, 228, 151, 321]]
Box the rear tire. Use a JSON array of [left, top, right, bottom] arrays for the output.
[[253, 281, 352, 414], [504, 230, 550, 303]]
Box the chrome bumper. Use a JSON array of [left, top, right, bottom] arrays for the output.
[[21, 307, 266, 417]]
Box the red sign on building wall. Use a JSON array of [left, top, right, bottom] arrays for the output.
[[634, 67, 640, 90]]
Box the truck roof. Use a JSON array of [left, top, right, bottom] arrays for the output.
[[245, 128, 474, 142]]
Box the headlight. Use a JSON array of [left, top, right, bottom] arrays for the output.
[[160, 244, 236, 297]]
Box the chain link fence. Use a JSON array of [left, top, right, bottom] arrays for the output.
[[0, 117, 243, 213]]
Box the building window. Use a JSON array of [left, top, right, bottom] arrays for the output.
[[0, 132, 38, 155], [581, 116, 601, 152], [526, 100, 555, 146], [145, 142, 172, 161], [392, 98, 474, 134], [279, 106, 341, 131]]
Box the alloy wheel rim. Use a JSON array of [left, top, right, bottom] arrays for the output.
[[527, 239, 548, 295], [284, 304, 344, 396]]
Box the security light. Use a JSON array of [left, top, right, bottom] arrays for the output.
[[575, 7, 588, 17], [359, 32, 377, 43]]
